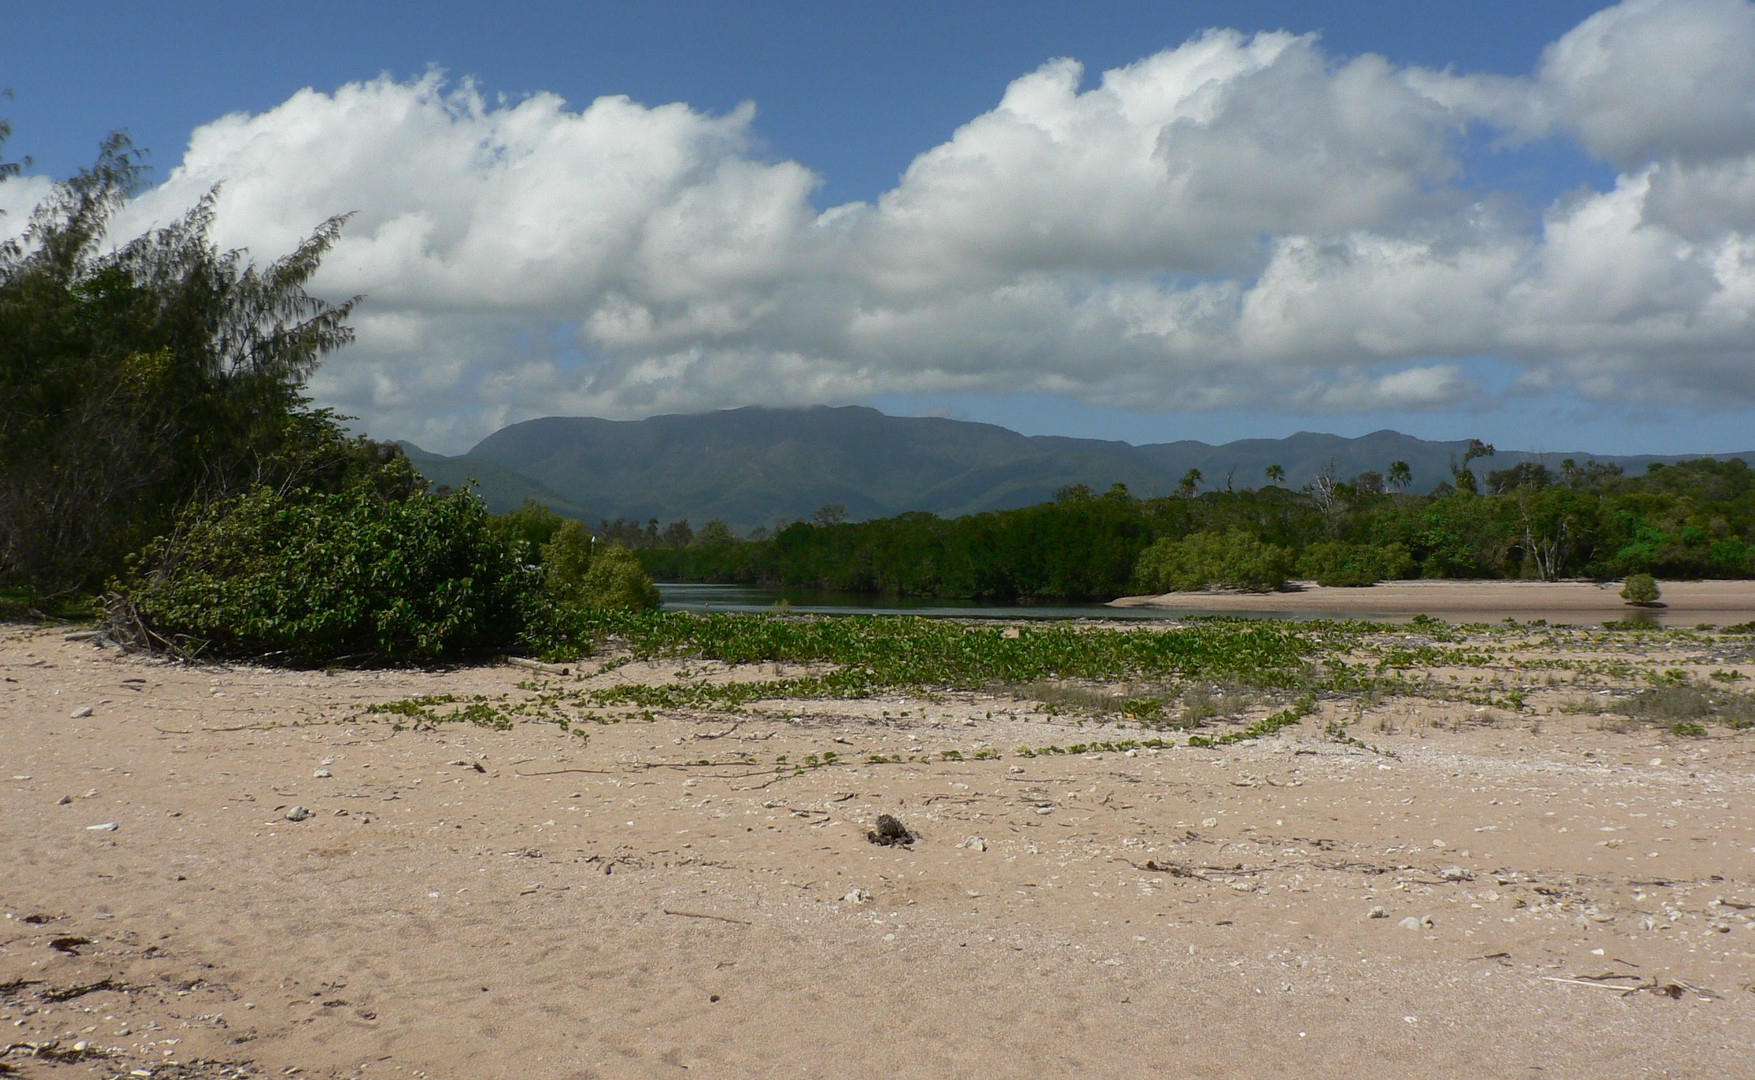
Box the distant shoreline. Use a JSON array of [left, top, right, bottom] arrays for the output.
[[1110, 578, 1755, 626]]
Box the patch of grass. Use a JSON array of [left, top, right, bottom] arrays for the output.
[[1601, 686, 1755, 729], [536, 610, 1330, 691], [1014, 737, 1177, 758], [1186, 694, 1316, 747]]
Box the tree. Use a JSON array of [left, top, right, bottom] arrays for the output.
[[0, 130, 371, 597], [1306, 460, 1346, 535], [579, 544, 661, 610], [490, 499, 566, 555], [1488, 461, 1552, 494], [541, 520, 597, 606], [1386, 461, 1412, 492], [1264, 464, 1285, 487], [1133, 530, 1292, 593], [1178, 468, 1203, 498], [694, 519, 736, 545], [811, 503, 848, 527], [1451, 439, 1496, 494], [1621, 573, 1661, 607]]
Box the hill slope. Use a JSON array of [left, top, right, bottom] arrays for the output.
[[401, 406, 1751, 532]]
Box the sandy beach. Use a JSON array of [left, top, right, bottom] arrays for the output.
[[1113, 578, 1755, 627], [4, 619, 1753, 1078]]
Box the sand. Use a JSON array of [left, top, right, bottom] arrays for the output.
[[3, 620, 1753, 1078], [1113, 578, 1755, 627]]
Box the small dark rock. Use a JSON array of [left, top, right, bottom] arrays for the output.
[[867, 814, 914, 847]]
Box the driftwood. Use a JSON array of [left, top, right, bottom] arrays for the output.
[[662, 908, 751, 926]]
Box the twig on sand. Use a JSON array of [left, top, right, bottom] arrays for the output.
[[515, 761, 759, 777], [1128, 858, 1264, 878], [506, 657, 571, 676], [662, 908, 751, 926], [1542, 975, 1711, 999]]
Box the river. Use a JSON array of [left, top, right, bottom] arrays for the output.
[[655, 583, 1351, 621]]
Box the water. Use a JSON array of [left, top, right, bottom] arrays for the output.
[[656, 583, 1338, 621]]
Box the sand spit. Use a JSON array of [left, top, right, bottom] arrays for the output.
[[3, 621, 1753, 1078], [1114, 578, 1755, 627]]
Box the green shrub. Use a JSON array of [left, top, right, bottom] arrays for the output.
[[491, 499, 568, 557], [540, 520, 597, 606], [1132, 530, 1292, 593], [577, 544, 661, 611], [117, 484, 539, 664], [1297, 541, 1415, 587], [1621, 573, 1662, 606]]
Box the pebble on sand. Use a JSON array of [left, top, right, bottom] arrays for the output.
[[285, 806, 313, 821]]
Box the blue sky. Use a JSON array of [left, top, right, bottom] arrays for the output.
[[6, 1, 1755, 455]]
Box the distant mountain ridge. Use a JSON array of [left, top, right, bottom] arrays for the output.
[[401, 405, 1754, 532]]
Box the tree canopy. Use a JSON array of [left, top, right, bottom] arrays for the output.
[[0, 131, 399, 597]]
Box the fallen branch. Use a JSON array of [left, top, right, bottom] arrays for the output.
[[152, 723, 277, 735], [1543, 975, 1708, 1000], [42, 978, 125, 1003], [1131, 859, 1264, 878], [506, 657, 571, 676], [662, 908, 751, 926]]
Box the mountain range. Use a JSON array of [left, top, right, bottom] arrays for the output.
[[401, 406, 1753, 532]]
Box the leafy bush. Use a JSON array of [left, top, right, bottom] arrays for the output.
[[540, 520, 597, 605], [578, 544, 661, 611], [1621, 573, 1662, 606], [491, 499, 568, 556], [538, 524, 658, 612], [1298, 541, 1415, 587], [1, 135, 369, 598], [1132, 530, 1292, 593], [116, 484, 540, 664]]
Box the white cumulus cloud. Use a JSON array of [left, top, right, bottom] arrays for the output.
[[8, 0, 1755, 451]]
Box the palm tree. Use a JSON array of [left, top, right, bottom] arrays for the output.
[[1264, 464, 1285, 487], [1387, 460, 1412, 492]]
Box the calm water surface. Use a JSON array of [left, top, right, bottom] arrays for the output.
[[656, 583, 1351, 621]]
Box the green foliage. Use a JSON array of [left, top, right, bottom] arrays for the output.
[[540, 520, 596, 605], [532, 608, 1323, 692], [0, 130, 393, 598], [694, 519, 737, 546], [1298, 541, 1414, 587], [578, 544, 660, 611], [646, 452, 1755, 602], [1621, 573, 1662, 606], [492, 499, 567, 558], [117, 484, 539, 664], [1132, 530, 1292, 592]]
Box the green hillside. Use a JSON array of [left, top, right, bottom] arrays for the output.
[[401, 406, 1752, 533]]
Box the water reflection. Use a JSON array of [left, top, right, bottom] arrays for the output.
[[656, 583, 1343, 621]]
